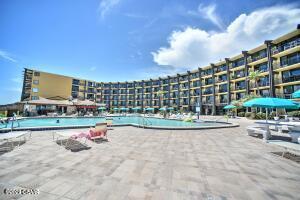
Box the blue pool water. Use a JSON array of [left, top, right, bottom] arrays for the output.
[[0, 116, 224, 129]]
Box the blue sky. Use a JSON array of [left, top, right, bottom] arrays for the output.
[[0, 0, 299, 104]]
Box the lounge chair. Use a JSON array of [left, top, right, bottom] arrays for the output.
[[53, 130, 89, 150], [89, 123, 108, 142], [0, 131, 31, 151], [287, 126, 300, 143], [105, 118, 113, 129], [246, 125, 271, 141]]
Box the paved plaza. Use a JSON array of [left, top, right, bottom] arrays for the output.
[[0, 119, 300, 200]]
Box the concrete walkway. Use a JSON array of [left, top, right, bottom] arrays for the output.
[[0, 118, 299, 200]]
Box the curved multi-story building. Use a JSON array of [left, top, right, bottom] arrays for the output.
[[21, 25, 300, 115]]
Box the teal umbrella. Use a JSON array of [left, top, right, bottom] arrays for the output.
[[159, 107, 167, 111], [144, 107, 154, 111], [243, 98, 298, 109], [132, 107, 141, 111], [113, 108, 119, 110], [120, 107, 129, 111], [243, 97, 299, 121], [292, 90, 300, 98], [167, 107, 174, 110], [98, 107, 106, 110], [223, 105, 236, 109]]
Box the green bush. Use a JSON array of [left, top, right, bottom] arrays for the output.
[[245, 112, 253, 118], [255, 112, 266, 120], [287, 111, 300, 118], [237, 112, 245, 117]]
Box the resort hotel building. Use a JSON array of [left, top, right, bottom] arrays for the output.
[[21, 25, 300, 115]]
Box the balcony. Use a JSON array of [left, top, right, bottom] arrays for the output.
[[280, 56, 300, 68], [258, 81, 269, 87], [248, 53, 267, 63], [219, 88, 227, 93], [235, 85, 246, 90], [272, 38, 300, 54], [203, 90, 213, 95], [215, 66, 227, 73], [282, 75, 300, 83]]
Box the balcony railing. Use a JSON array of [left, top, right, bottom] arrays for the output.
[[280, 57, 300, 67], [282, 75, 300, 83], [235, 86, 246, 90], [272, 38, 300, 54]]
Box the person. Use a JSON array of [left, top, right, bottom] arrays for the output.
[[56, 119, 60, 123]]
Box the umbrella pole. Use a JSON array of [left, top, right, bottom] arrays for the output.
[[266, 108, 268, 123]]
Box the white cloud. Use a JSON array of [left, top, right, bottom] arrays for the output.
[[197, 3, 224, 30], [152, 5, 300, 69], [0, 49, 17, 63], [98, 0, 121, 19]]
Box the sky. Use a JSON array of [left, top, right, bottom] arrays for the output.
[[0, 0, 300, 104]]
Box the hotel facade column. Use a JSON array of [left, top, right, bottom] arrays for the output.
[[141, 80, 144, 110], [158, 77, 162, 108], [211, 64, 216, 115], [198, 68, 202, 114], [187, 71, 191, 111], [116, 82, 120, 108], [242, 51, 250, 95], [225, 58, 231, 104], [133, 81, 136, 107], [108, 82, 112, 110], [83, 80, 87, 100], [167, 76, 171, 107], [125, 82, 128, 108], [177, 74, 181, 111], [265, 40, 275, 97], [150, 80, 153, 107]]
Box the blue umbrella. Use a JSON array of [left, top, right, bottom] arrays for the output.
[[132, 107, 141, 110], [292, 90, 300, 98], [120, 107, 129, 111], [243, 97, 299, 121], [144, 107, 154, 111], [223, 105, 236, 110], [159, 107, 167, 111], [243, 98, 298, 109]]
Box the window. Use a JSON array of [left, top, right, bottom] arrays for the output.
[[32, 80, 39, 85], [31, 96, 38, 100], [32, 88, 39, 93], [34, 72, 40, 76]]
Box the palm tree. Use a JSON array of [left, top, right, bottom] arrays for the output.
[[248, 70, 262, 96]]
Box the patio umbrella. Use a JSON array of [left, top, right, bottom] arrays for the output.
[[223, 105, 236, 109], [132, 107, 141, 110], [120, 107, 129, 111], [243, 97, 299, 121], [243, 98, 298, 109], [113, 108, 119, 111], [167, 107, 174, 110], [98, 107, 106, 110], [292, 90, 300, 98], [144, 108, 154, 111], [159, 107, 167, 111]]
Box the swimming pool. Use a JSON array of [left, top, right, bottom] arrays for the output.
[[0, 116, 237, 131]]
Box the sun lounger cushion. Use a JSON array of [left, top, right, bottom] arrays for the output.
[[89, 129, 106, 138]]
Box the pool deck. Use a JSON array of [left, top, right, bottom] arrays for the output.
[[0, 118, 300, 200]]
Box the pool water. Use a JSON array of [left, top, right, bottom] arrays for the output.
[[0, 116, 223, 129]]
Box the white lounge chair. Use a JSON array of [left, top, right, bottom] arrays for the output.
[[287, 126, 300, 143], [246, 125, 271, 141], [53, 130, 89, 149], [0, 131, 31, 151]]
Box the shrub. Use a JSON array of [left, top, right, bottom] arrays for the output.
[[245, 112, 253, 119], [255, 112, 266, 120], [287, 111, 300, 118], [237, 112, 245, 117]]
